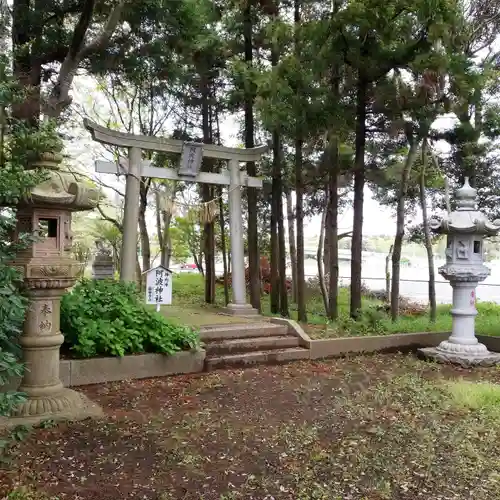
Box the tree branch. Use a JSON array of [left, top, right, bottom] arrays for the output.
[[68, 0, 95, 58], [338, 231, 352, 240], [43, 0, 125, 119], [79, 0, 125, 59], [376, 30, 431, 78], [96, 204, 123, 232]]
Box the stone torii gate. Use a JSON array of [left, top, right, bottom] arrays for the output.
[[84, 119, 268, 316]]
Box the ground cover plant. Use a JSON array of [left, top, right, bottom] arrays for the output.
[[166, 273, 500, 338], [2, 354, 500, 499], [61, 279, 199, 358]]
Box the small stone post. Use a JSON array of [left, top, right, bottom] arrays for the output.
[[419, 178, 500, 367], [2, 154, 102, 426]]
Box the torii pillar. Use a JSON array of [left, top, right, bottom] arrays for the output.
[[84, 120, 268, 316]]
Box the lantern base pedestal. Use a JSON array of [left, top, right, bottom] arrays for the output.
[[0, 388, 103, 430], [419, 345, 500, 368]]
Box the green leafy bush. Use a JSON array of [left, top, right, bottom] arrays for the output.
[[60, 279, 200, 358]]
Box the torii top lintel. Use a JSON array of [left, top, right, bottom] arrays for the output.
[[83, 119, 269, 163]]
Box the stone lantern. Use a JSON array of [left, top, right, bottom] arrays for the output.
[[3, 154, 102, 425], [420, 177, 500, 367], [92, 240, 115, 280]]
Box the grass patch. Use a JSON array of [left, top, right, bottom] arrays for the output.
[[445, 379, 500, 415], [169, 273, 500, 338], [6, 487, 58, 500], [156, 305, 256, 328]]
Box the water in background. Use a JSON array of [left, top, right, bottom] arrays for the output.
[[307, 253, 500, 305], [169, 252, 500, 305]]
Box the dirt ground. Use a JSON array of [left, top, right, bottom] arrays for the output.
[[2, 354, 500, 500]]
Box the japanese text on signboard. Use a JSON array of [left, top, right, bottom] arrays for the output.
[[179, 143, 202, 177], [145, 267, 172, 305]]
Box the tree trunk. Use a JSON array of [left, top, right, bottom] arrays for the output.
[[270, 31, 280, 314], [194, 248, 204, 276], [12, 0, 41, 125], [135, 258, 142, 289], [324, 58, 342, 320], [323, 206, 331, 273], [0, 1, 10, 55], [326, 135, 340, 320], [431, 148, 451, 215], [113, 244, 120, 274], [293, 0, 306, 322], [286, 189, 298, 302], [385, 244, 393, 302], [219, 185, 230, 306], [350, 79, 367, 318], [155, 185, 174, 269], [391, 139, 419, 321], [161, 210, 173, 269], [270, 129, 280, 314], [203, 205, 215, 303], [201, 73, 215, 304], [317, 205, 329, 314], [421, 139, 436, 322], [243, 0, 261, 313], [295, 136, 307, 322], [155, 190, 163, 260], [278, 177, 289, 317], [138, 202, 151, 272]]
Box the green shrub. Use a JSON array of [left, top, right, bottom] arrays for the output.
[[60, 279, 199, 358]]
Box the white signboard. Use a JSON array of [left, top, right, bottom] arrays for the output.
[[145, 266, 172, 311]]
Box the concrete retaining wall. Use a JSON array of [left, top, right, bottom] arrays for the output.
[[308, 332, 449, 359], [4, 331, 500, 391], [272, 317, 452, 359], [63, 349, 205, 386], [3, 350, 205, 389], [477, 335, 500, 352]]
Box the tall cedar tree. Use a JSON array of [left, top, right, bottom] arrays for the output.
[[243, 0, 262, 312], [330, 0, 454, 317]]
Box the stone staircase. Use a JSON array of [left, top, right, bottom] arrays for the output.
[[201, 322, 309, 371]]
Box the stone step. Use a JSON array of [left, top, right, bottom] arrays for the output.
[[205, 335, 299, 355], [205, 347, 310, 371], [200, 323, 288, 341]]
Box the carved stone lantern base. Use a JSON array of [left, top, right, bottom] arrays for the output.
[[0, 264, 103, 429], [0, 389, 103, 429], [418, 275, 500, 368], [419, 346, 500, 368]]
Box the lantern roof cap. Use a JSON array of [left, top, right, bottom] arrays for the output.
[[429, 178, 500, 236]]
